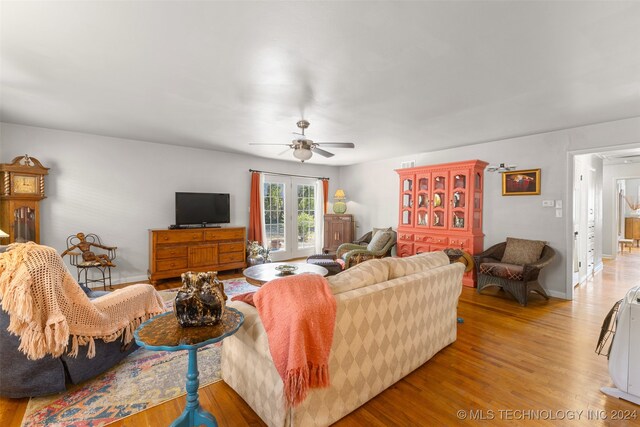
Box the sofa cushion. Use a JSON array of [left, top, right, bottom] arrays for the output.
[[327, 258, 390, 294], [384, 251, 450, 279], [501, 237, 545, 265], [366, 231, 393, 252], [480, 262, 524, 281]]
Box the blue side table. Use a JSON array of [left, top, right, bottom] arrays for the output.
[[134, 308, 244, 427]]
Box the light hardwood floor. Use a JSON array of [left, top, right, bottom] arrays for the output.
[[2, 249, 639, 426]]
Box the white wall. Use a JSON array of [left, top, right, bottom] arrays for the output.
[[0, 123, 341, 284], [602, 164, 640, 257], [2, 117, 638, 294], [340, 117, 640, 299], [623, 178, 640, 216]]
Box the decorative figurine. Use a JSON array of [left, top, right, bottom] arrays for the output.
[[247, 240, 271, 266], [174, 271, 227, 327]]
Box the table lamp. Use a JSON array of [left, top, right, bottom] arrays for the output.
[[333, 189, 347, 214]]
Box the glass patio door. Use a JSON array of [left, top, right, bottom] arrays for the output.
[[263, 177, 287, 259], [263, 176, 318, 261], [291, 178, 316, 258]]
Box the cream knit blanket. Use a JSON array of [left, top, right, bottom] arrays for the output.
[[0, 243, 165, 360]]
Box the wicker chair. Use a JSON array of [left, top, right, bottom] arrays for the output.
[[474, 241, 556, 306], [336, 230, 397, 269], [351, 231, 373, 246], [307, 229, 397, 273]]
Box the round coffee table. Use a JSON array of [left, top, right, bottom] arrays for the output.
[[243, 262, 329, 286]]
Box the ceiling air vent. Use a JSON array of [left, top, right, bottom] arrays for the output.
[[400, 160, 415, 169]]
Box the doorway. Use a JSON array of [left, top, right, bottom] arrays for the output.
[[263, 176, 319, 261], [567, 146, 640, 299], [572, 155, 599, 287]]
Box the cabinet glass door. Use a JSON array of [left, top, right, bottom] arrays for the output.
[[432, 174, 446, 228], [416, 175, 429, 227], [401, 177, 414, 226], [474, 172, 482, 229], [451, 172, 468, 230], [13, 205, 36, 243]]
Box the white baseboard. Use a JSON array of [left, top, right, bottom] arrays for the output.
[[87, 273, 149, 288], [594, 262, 604, 274], [547, 289, 568, 300]]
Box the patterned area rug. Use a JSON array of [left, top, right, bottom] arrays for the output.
[[21, 278, 258, 427]]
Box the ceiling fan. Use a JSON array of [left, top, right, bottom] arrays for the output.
[[486, 163, 517, 172], [249, 120, 355, 162]]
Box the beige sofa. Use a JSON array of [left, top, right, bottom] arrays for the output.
[[221, 251, 464, 427]]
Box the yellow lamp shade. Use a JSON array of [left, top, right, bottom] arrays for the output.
[[334, 189, 346, 199]]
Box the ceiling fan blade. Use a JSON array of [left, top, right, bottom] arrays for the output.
[[311, 146, 335, 158], [249, 143, 291, 146], [315, 142, 355, 148], [277, 147, 292, 156]]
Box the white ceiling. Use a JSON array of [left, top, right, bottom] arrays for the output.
[[2, 1, 640, 166], [600, 147, 640, 165]]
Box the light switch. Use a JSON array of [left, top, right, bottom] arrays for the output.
[[556, 209, 563, 218], [555, 200, 563, 208], [542, 200, 554, 207]]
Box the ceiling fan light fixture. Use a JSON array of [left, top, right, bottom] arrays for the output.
[[293, 147, 313, 162]]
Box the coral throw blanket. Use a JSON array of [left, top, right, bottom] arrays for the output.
[[254, 273, 337, 408], [0, 243, 165, 360]]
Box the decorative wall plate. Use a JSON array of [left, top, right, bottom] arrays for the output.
[[434, 194, 442, 207]]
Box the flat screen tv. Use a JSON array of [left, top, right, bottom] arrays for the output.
[[175, 192, 230, 226]]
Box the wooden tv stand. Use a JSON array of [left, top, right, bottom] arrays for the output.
[[148, 227, 246, 285]]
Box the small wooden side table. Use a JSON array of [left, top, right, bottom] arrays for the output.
[[134, 308, 244, 427]]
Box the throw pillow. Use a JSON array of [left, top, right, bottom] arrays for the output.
[[371, 227, 392, 239], [367, 231, 393, 252], [231, 292, 256, 307], [501, 237, 546, 265]]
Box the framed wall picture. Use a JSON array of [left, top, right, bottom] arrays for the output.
[[502, 169, 541, 196]]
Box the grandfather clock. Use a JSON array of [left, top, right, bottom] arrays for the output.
[[0, 155, 49, 244]]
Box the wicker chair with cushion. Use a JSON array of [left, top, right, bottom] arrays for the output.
[[350, 227, 393, 247], [474, 237, 556, 306], [307, 228, 396, 273], [336, 229, 397, 269]]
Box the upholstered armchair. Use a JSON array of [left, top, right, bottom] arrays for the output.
[[0, 243, 164, 398], [336, 229, 397, 269], [473, 237, 556, 306]]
